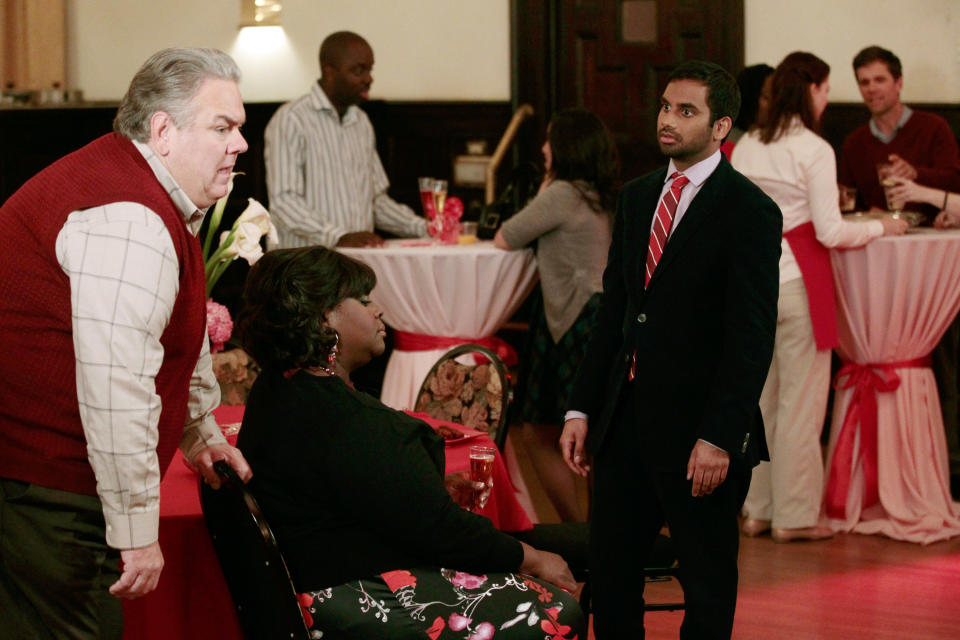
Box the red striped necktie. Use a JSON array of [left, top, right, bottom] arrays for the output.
[[645, 172, 690, 287]]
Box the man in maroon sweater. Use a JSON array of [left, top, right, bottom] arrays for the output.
[[0, 49, 252, 639], [838, 45, 960, 214]]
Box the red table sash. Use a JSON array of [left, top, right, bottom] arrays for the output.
[[825, 356, 932, 519], [393, 330, 518, 367]]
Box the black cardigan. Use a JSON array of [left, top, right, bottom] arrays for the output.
[[236, 369, 523, 590]]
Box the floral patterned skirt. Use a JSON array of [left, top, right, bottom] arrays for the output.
[[297, 567, 584, 639]]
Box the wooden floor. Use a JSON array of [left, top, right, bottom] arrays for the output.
[[508, 431, 960, 639]]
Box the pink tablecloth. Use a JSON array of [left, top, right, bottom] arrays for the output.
[[824, 229, 960, 543], [121, 406, 531, 639]]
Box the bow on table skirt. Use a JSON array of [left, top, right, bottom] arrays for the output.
[[825, 356, 930, 519]]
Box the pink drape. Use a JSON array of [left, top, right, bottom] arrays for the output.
[[824, 230, 960, 543]]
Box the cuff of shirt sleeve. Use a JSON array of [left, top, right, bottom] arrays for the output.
[[104, 505, 160, 549], [564, 410, 588, 422], [181, 414, 228, 462]]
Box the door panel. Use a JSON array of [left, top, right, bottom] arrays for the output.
[[514, 0, 744, 181]]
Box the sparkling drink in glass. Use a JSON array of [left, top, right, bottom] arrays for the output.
[[468, 445, 496, 512], [432, 179, 448, 219], [876, 162, 901, 212], [418, 177, 436, 219]]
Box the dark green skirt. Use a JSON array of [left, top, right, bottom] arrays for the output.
[[516, 292, 601, 425]]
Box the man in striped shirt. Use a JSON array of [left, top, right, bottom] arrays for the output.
[[265, 31, 427, 248]]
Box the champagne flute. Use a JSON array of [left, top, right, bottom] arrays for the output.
[[418, 177, 436, 219], [468, 445, 496, 512], [432, 179, 448, 219]]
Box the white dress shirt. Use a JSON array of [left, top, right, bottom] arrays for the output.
[[732, 118, 883, 284], [264, 82, 427, 248], [55, 140, 225, 549]]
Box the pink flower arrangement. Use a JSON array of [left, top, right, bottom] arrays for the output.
[[206, 299, 233, 353], [426, 196, 464, 244], [202, 173, 276, 352]]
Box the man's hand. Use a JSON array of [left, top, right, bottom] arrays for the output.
[[109, 541, 163, 599], [886, 153, 918, 181], [337, 231, 384, 247], [190, 444, 252, 489], [686, 440, 729, 497], [444, 470, 491, 510], [559, 418, 590, 477]]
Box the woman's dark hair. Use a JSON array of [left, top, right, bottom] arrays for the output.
[[734, 63, 775, 132], [758, 52, 830, 144], [547, 108, 620, 213], [235, 246, 376, 372]]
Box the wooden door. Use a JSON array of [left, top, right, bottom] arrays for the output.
[[513, 0, 744, 181]]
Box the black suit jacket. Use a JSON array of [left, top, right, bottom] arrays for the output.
[[568, 156, 782, 471]]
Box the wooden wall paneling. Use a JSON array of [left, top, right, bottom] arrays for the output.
[[1, 0, 65, 91]]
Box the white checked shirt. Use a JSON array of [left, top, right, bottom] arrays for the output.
[[54, 140, 225, 549], [264, 82, 427, 248]]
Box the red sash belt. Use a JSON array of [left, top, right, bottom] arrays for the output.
[[825, 356, 932, 519], [784, 221, 838, 350], [393, 329, 518, 367]]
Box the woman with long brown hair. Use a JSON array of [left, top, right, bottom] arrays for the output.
[[494, 108, 619, 522], [731, 52, 907, 542]]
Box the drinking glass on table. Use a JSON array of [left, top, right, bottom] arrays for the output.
[[458, 221, 478, 245], [418, 177, 437, 219], [469, 445, 496, 512], [838, 184, 857, 212], [877, 162, 901, 212]]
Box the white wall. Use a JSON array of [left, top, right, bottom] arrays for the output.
[[65, 0, 511, 102], [66, 0, 958, 104], [745, 0, 960, 103]]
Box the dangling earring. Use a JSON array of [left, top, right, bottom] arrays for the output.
[[326, 331, 340, 373]]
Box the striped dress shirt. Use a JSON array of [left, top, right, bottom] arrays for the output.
[[264, 82, 427, 248], [54, 140, 225, 549]]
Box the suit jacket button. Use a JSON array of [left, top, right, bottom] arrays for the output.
[[637, 313, 647, 323]]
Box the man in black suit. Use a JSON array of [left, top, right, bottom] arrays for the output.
[[560, 61, 782, 639]]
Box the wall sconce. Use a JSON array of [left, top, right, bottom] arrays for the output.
[[240, 0, 282, 28]]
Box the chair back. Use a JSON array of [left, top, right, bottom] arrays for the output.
[[414, 343, 512, 449], [199, 461, 310, 639]]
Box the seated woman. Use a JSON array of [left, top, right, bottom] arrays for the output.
[[234, 246, 584, 639]]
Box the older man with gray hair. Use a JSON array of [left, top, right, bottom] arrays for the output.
[[0, 48, 252, 639]]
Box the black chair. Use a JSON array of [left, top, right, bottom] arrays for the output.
[[414, 343, 513, 450], [199, 461, 310, 640]]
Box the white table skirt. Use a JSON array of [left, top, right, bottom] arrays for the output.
[[339, 239, 538, 409]]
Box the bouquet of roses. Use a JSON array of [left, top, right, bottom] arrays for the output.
[[427, 196, 464, 244]]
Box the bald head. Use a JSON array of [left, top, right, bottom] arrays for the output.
[[318, 31, 374, 116], [319, 31, 369, 71]]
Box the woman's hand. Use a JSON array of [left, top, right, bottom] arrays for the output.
[[885, 176, 935, 211], [444, 471, 490, 510], [934, 209, 960, 229], [519, 542, 578, 592]]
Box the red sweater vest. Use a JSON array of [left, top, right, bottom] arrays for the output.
[[0, 133, 206, 496]]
